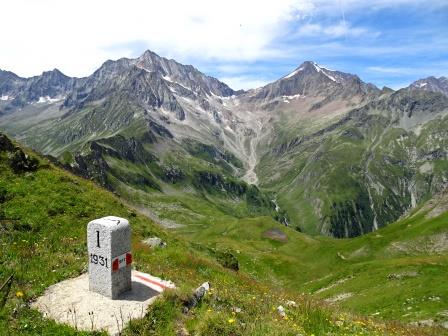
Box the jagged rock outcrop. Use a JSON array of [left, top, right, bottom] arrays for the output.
[[0, 133, 39, 173]]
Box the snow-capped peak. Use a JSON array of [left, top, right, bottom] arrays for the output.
[[282, 62, 339, 82]]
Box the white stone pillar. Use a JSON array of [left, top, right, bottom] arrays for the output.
[[87, 216, 132, 299]]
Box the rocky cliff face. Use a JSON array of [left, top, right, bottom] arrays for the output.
[[1, 50, 447, 238]]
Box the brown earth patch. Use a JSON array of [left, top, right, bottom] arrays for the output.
[[262, 227, 288, 242]]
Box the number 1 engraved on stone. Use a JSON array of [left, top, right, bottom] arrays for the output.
[[96, 230, 100, 248]]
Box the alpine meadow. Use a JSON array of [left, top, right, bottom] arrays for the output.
[[1, 1, 448, 335]]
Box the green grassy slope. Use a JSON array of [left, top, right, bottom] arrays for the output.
[[258, 106, 448, 237], [63, 125, 288, 227], [171, 200, 448, 324], [2, 135, 440, 335]]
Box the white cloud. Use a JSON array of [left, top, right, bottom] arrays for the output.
[[0, 0, 315, 77], [367, 65, 448, 78], [367, 66, 415, 75], [0, 0, 445, 90], [297, 22, 372, 38], [311, 0, 447, 13]]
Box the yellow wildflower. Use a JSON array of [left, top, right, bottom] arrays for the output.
[[15, 291, 24, 298], [228, 318, 235, 324]]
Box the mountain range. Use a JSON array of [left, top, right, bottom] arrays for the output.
[[1, 50, 448, 238]]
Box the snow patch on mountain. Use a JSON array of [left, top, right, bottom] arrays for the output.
[[312, 62, 338, 82], [282, 93, 303, 100], [284, 67, 304, 79], [135, 65, 153, 73], [174, 81, 192, 92], [37, 96, 64, 104], [210, 92, 236, 100], [282, 93, 304, 103]]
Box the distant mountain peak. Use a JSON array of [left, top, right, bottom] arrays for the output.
[[137, 49, 165, 66], [281, 61, 355, 84], [42, 68, 64, 75], [304, 60, 335, 72], [251, 60, 378, 101], [409, 76, 448, 96], [38, 68, 70, 81], [140, 49, 159, 58]]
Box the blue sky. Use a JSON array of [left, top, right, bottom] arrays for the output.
[[1, 0, 447, 90], [196, 1, 448, 89]]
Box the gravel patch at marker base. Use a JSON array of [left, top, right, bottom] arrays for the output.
[[31, 271, 175, 335]]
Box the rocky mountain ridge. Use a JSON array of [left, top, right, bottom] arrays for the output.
[[409, 76, 448, 96], [1, 50, 447, 237], [246, 61, 379, 102]]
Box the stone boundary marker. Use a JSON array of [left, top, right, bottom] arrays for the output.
[[87, 216, 132, 299], [31, 216, 175, 335]]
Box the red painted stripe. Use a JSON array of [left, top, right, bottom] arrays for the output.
[[112, 258, 119, 271], [134, 274, 170, 290], [126, 253, 132, 265]]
